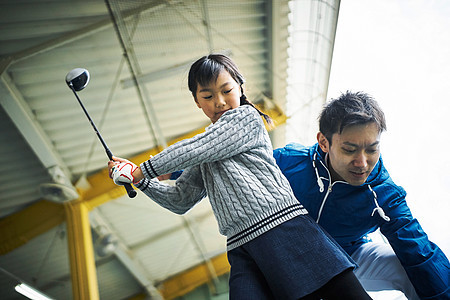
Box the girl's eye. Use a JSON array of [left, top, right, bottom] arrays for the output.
[[202, 95, 212, 100], [224, 88, 233, 94]]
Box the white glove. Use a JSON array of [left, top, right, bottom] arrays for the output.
[[111, 162, 139, 185]]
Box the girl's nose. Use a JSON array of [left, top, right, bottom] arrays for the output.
[[216, 96, 226, 108]]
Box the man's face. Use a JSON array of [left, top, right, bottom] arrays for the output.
[[317, 122, 381, 186]]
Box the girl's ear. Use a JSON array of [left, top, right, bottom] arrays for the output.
[[317, 132, 330, 153], [193, 96, 202, 108]]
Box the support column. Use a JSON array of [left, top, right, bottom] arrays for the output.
[[64, 201, 100, 300]]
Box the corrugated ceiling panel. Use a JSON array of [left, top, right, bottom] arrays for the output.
[[0, 225, 70, 299], [96, 259, 144, 299], [96, 197, 186, 246], [0, 0, 293, 299], [0, 106, 53, 216]]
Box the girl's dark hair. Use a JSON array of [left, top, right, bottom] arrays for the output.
[[188, 54, 272, 125], [319, 91, 387, 144]]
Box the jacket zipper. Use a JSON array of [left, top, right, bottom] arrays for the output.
[[315, 156, 347, 223], [316, 184, 332, 223], [316, 158, 332, 223]]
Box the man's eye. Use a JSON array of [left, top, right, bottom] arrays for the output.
[[367, 149, 378, 154], [342, 148, 355, 153]]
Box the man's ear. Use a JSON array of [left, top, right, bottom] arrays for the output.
[[317, 132, 330, 153]]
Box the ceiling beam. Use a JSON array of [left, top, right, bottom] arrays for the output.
[[159, 252, 230, 299], [200, 0, 214, 53], [105, 0, 167, 149], [0, 201, 64, 255], [0, 72, 73, 185], [2, 0, 169, 69]]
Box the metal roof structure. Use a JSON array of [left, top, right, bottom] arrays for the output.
[[0, 0, 340, 299]]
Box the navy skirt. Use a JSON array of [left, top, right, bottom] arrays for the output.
[[227, 214, 356, 299]]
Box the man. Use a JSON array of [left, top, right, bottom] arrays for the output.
[[273, 91, 449, 299]]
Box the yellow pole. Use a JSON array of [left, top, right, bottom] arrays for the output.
[[64, 200, 100, 300]]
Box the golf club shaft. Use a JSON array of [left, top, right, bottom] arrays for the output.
[[70, 86, 137, 198]]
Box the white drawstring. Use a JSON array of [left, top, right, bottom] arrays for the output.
[[313, 153, 325, 192], [368, 185, 390, 222], [312, 149, 390, 222]]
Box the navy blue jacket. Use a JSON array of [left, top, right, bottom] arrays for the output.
[[273, 143, 449, 300]]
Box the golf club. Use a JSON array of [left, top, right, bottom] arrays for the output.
[[65, 68, 137, 198]]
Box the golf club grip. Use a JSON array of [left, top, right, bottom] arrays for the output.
[[124, 183, 137, 198], [107, 149, 137, 198]]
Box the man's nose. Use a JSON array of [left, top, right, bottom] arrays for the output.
[[353, 152, 368, 168]]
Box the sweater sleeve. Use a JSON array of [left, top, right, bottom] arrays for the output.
[[140, 105, 266, 179], [380, 191, 450, 299], [135, 165, 206, 214]]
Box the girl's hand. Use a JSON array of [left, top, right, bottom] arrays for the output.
[[111, 161, 138, 185], [108, 156, 144, 184], [108, 156, 129, 178]]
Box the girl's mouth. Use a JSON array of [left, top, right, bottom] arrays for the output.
[[216, 109, 229, 117]]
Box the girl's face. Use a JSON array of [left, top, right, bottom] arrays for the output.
[[194, 70, 241, 123]]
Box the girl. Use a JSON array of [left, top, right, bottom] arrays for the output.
[[109, 54, 371, 299]]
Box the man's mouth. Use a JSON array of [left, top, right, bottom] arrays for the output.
[[349, 170, 367, 177]]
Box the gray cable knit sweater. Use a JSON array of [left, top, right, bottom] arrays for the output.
[[135, 105, 307, 250]]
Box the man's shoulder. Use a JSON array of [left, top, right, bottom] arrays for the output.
[[274, 142, 313, 156], [273, 143, 315, 169]]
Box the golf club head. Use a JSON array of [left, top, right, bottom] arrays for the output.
[[65, 68, 90, 91]]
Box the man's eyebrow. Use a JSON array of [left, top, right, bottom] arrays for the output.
[[198, 82, 232, 93], [343, 141, 380, 147]]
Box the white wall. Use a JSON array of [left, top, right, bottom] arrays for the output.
[[328, 0, 450, 256]]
